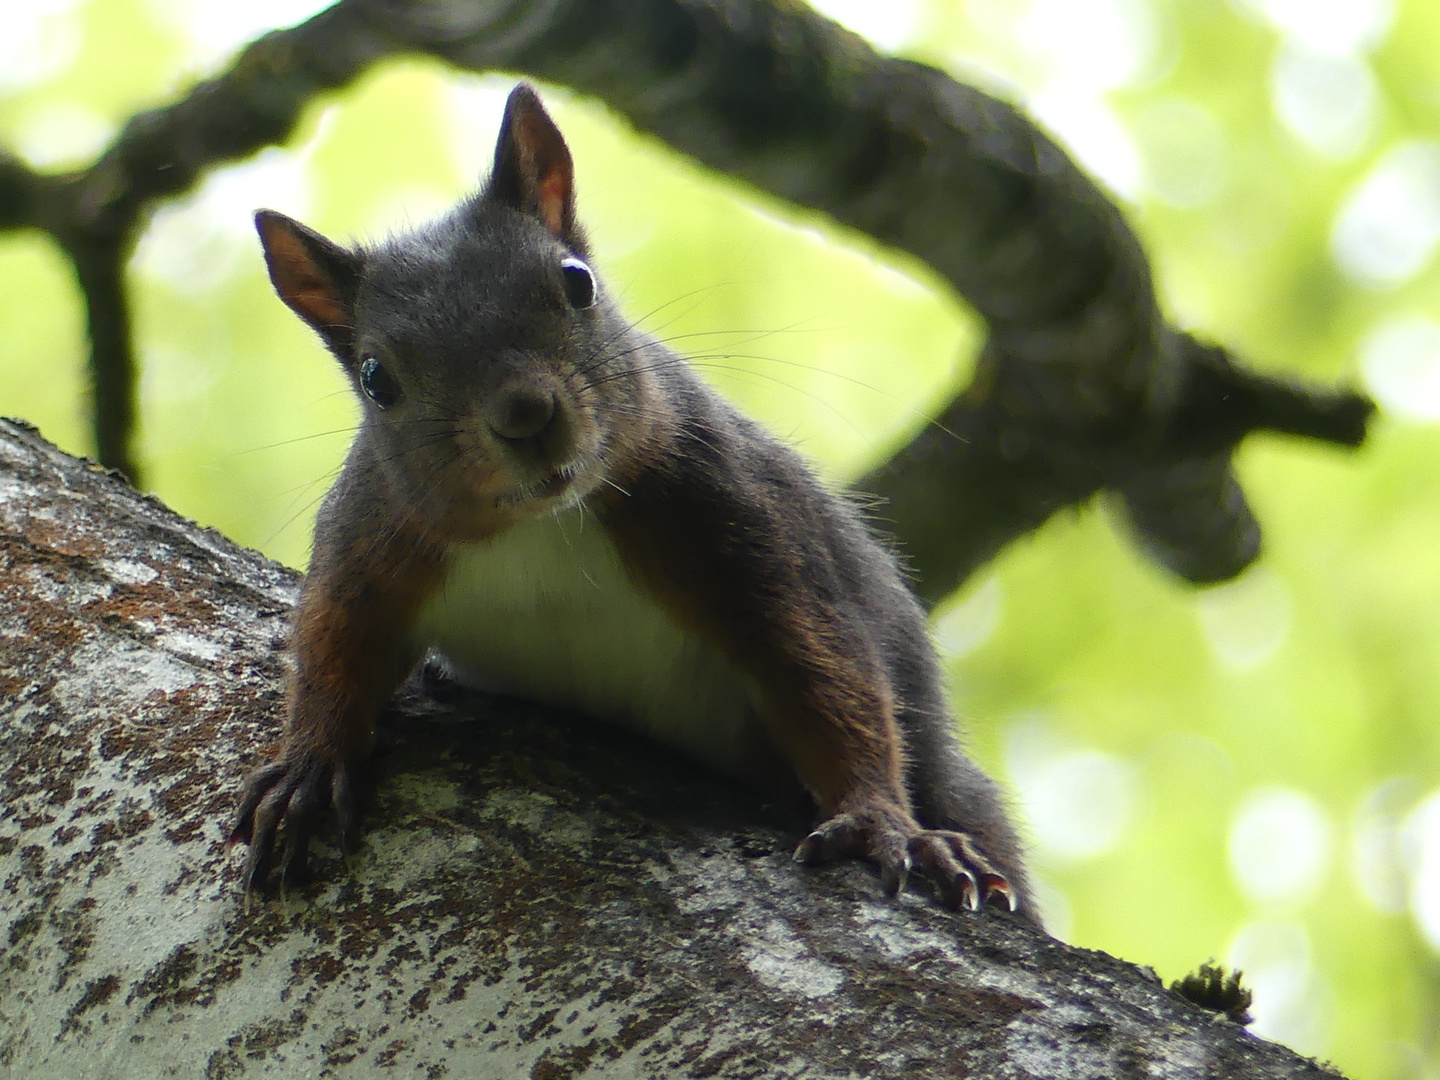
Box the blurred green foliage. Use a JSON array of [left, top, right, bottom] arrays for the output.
[[2, 1, 1438, 1076]]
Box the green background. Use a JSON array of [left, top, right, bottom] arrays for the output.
[[2, 1, 1437, 1076]]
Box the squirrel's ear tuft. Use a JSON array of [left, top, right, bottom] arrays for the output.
[[255, 210, 362, 363], [485, 83, 577, 241]]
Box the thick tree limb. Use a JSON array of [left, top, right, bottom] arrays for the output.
[[0, 422, 1348, 1078], [0, 1, 1371, 591], [862, 333, 1373, 599]]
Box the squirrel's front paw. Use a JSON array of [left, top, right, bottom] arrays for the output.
[[794, 804, 1014, 912], [228, 750, 361, 897]]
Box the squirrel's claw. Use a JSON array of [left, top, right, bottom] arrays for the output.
[[882, 854, 912, 897], [907, 832, 980, 909], [796, 805, 1012, 913], [227, 760, 287, 848], [794, 816, 862, 864], [922, 830, 1015, 912], [231, 751, 358, 898], [945, 830, 1016, 912], [795, 810, 911, 896], [982, 875, 1017, 912]]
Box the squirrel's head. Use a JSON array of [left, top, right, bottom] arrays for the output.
[[255, 83, 655, 538]]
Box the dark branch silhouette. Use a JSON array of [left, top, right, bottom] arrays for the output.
[[0, 0, 1372, 588]]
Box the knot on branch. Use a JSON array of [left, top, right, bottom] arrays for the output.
[[1118, 334, 1374, 583], [861, 328, 1375, 603]]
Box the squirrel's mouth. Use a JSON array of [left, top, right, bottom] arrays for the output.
[[495, 458, 591, 508], [534, 470, 571, 497]]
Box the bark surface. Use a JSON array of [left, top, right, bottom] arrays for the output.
[[0, 419, 1345, 1078]]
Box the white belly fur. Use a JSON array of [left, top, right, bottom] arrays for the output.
[[411, 508, 761, 774]]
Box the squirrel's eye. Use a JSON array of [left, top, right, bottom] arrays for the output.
[[358, 356, 401, 409], [560, 256, 596, 310]]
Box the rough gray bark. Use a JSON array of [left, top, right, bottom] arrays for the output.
[[0, 418, 1346, 1078]]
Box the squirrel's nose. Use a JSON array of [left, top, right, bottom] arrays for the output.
[[490, 384, 556, 442]]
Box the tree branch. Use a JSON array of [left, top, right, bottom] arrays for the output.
[[0, 150, 45, 230], [63, 241, 136, 479], [0, 3, 401, 479], [0, 417, 1347, 1078]]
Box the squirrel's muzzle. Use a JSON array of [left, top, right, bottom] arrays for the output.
[[489, 383, 557, 442]]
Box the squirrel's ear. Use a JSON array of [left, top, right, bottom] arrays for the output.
[[485, 83, 576, 241], [255, 210, 362, 362]]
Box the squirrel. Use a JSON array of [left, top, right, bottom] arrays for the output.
[[230, 83, 1036, 922]]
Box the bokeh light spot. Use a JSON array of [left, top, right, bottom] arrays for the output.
[[1232, 0, 1392, 56], [1331, 141, 1440, 287], [1227, 919, 1334, 1055], [143, 0, 334, 70], [1196, 567, 1291, 671], [1132, 97, 1226, 207], [1271, 46, 1377, 160], [13, 103, 115, 171], [808, 0, 922, 54], [1006, 722, 1140, 864], [0, 0, 83, 93], [934, 575, 1003, 658], [131, 149, 310, 296], [1020, 0, 1158, 91], [1350, 778, 1416, 914], [1228, 787, 1333, 905], [1404, 788, 1440, 953], [1360, 314, 1440, 422], [1028, 91, 1141, 200]]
